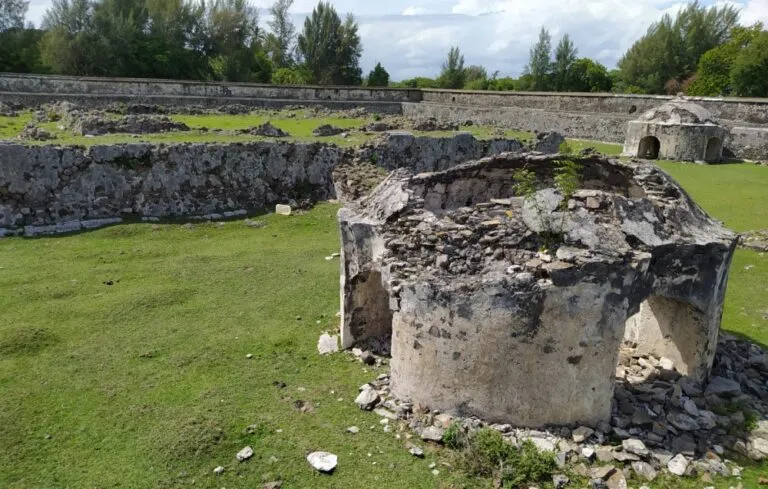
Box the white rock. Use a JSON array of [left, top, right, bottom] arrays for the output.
[[354, 385, 379, 410], [275, 204, 292, 216], [236, 446, 254, 461], [347, 426, 359, 434], [408, 445, 425, 457], [572, 426, 594, 443], [317, 333, 339, 355], [667, 453, 689, 476], [421, 426, 445, 443], [659, 357, 675, 371], [213, 466, 225, 475], [622, 438, 649, 457], [307, 451, 338, 472]]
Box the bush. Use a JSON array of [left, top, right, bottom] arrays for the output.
[[446, 428, 557, 487]]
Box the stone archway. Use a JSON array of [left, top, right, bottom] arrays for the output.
[[624, 296, 716, 381], [705, 137, 722, 162], [638, 136, 661, 159]]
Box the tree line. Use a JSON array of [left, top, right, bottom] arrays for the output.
[[0, 0, 766, 96], [0, 0, 369, 85]]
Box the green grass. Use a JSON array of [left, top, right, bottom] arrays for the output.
[[0, 205, 481, 489], [656, 161, 768, 232], [2, 111, 535, 147]]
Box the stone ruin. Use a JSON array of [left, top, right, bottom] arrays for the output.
[[622, 97, 730, 163], [339, 152, 738, 428]]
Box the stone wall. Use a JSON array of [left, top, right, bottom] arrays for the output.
[[1, 73, 767, 159], [0, 134, 524, 236]]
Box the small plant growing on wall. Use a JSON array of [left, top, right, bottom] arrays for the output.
[[513, 158, 582, 250]]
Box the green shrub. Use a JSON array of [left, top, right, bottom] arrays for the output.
[[447, 428, 557, 487]]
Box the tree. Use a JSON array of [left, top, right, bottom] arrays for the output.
[[617, 0, 739, 94], [0, 0, 27, 31], [525, 27, 552, 91], [730, 30, 768, 97], [366, 62, 389, 86], [566, 58, 612, 92], [265, 0, 295, 69], [437, 46, 465, 89], [0, 27, 45, 73], [297, 2, 362, 85], [205, 0, 268, 82], [40, 0, 102, 75], [687, 24, 762, 96], [272, 66, 310, 84], [553, 34, 577, 91], [463, 65, 488, 90]]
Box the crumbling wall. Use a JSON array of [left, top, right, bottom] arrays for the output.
[[0, 134, 525, 236]]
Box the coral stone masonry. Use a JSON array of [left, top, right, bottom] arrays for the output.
[[339, 152, 737, 427]]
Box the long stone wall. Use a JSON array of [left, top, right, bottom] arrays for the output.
[[0, 134, 523, 236], [1, 73, 767, 159]]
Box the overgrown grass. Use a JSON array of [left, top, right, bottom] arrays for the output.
[[656, 161, 768, 232], [0, 205, 480, 488]]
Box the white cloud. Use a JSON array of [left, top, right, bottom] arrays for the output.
[[22, 0, 768, 81]]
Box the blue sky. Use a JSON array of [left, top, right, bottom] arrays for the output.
[[25, 0, 768, 80]]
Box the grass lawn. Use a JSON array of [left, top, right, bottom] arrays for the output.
[[1, 121, 767, 487], [1, 112, 534, 147]]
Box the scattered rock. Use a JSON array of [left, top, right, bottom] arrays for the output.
[[412, 117, 459, 131], [307, 451, 337, 473], [421, 426, 445, 443], [313, 124, 346, 137], [213, 466, 225, 475], [408, 444, 425, 458], [705, 376, 742, 397], [317, 333, 339, 355], [667, 454, 689, 476], [572, 426, 594, 443], [622, 438, 649, 457], [346, 426, 359, 434], [275, 204, 292, 216], [354, 384, 380, 410], [245, 122, 290, 138], [552, 474, 570, 489], [236, 446, 254, 461], [631, 461, 657, 481]]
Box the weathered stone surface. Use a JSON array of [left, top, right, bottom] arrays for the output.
[[339, 152, 736, 427], [622, 97, 729, 163], [421, 426, 444, 443], [306, 451, 337, 472], [631, 461, 657, 481], [354, 385, 379, 410], [704, 376, 742, 397], [317, 333, 339, 355], [572, 426, 594, 443], [0, 134, 526, 235], [667, 454, 689, 476], [236, 446, 254, 461]]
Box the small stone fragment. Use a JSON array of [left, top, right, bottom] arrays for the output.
[[307, 451, 338, 473], [631, 461, 658, 481], [572, 426, 594, 443], [354, 384, 379, 410], [553, 474, 570, 489], [421, 426, 445, 443], [622, 438, 649, 457], [236, 446, 254, 461], [667, 453, 689, 476], [317, 333, 339, 355], [408, 444, 425, 458], [275, 204, 292, 216], [213, 466, 225, 475], [347, 426, 360, 434]]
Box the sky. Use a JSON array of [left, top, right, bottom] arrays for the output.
[[24, 0, 768, 80]]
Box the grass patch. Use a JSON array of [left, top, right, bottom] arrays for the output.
[[1, 158, 767, 488], [656, 161, 768, 232]]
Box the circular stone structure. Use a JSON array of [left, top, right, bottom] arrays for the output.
[[621, 97, 730, 162], [338, 152, 737, 427]]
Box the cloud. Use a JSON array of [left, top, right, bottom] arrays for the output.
[[23, 0, 768, 81]]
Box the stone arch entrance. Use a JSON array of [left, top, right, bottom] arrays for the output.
[[705, 137, 722, 162], [638, 136, 661, 159], [624, 296, 715, 381]]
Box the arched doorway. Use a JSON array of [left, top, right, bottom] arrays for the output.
[[704, 137, 722, 162], [638, 136, 660, 159]]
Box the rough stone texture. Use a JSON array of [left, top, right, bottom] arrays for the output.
[[74, 114, 190, 136], [0, 134, 525, 236], [338, 152, 737, 427], [621, 98, 730, 163]]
